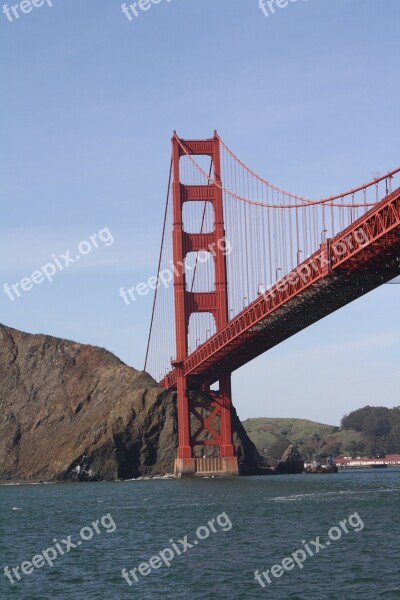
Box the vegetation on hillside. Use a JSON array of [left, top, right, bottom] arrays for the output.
[[341, 406, 400, 456], [242, 417, 362, 462], [242, 406, 400, 462]]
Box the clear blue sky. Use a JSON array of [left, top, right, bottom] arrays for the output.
[[1, 0, 399, 425]]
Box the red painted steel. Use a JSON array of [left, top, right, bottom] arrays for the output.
[[162, 186, 400, 391], [156, 132, 399, 477], [171, 133, 237, 475]]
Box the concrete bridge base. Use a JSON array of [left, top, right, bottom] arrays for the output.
[[174, 457, 239, 478]]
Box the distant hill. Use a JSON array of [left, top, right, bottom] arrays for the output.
[[242, 417, 363, 461], [341, 406, 400, 455]]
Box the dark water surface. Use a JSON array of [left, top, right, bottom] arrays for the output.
[[1, 470, 399, 599]]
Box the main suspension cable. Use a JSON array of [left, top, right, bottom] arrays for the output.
[[175, 135, 399, 209], [144, 158, 172, 372]]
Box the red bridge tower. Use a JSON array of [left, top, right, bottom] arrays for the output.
[[171, 132, 239, 477]]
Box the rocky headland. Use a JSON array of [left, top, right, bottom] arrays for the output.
[[0, 324, 261, 482]]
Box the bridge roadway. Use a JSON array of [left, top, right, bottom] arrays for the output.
[[161, 187, 400, 390]]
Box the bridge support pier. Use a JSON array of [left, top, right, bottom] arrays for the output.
[[174, 457, 239, 478], [174, 373, 239, 478]]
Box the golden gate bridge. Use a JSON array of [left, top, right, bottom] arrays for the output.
[[145, 132, 400, 477]]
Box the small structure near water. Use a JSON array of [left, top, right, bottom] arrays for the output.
[[304, 455, 338, 473], [335, 454, 400, 469]]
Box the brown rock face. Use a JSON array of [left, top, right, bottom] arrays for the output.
[[277, 444, 304, 474], [0, 324, 260, 481]]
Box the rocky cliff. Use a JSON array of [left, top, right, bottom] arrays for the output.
[[277, 444, 304, 474], [0, 324, 260, 481]]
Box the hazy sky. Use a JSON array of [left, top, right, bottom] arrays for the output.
[[1, 0, 399, 425]]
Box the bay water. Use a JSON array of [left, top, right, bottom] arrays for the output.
[[1, 470, 399, 599]]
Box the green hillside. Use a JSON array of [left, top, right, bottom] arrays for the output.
[[242, 417, 363, 461]]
